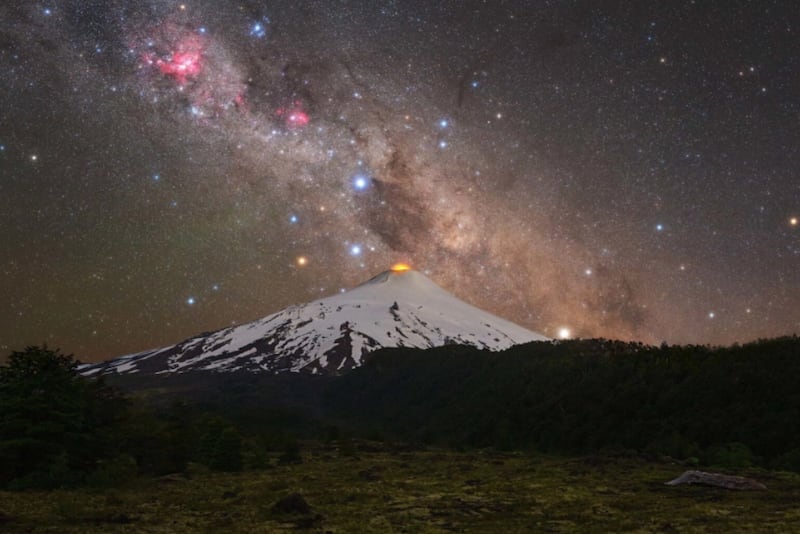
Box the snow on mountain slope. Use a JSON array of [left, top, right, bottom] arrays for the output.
[[81, 268, 548, 376]]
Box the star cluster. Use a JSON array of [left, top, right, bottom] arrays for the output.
[[1, 0, 798, 360]]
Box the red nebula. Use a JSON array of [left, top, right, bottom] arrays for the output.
[[158, 51, 202, 84], [276, 101, 310, 129], [139, 33, 206, 85], [287, 110, 310, 127]]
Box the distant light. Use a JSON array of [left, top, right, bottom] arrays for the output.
[[708, 311, 715, 319], [212, 284, 219, 291], [350, 244, 362, 256], [558, 327, 571, 339], [438, 118, 449, 128], [30, 154, 38, 161], [790, 217, 798, 227], [438, 140, 448, 149], [289, 214, 299, 223], [353, 175, 369, 190], [391, 263, 412, 272], [584, 268, 593, 276], [198, 27, 207, 34], [655, 223, 664, 232], [43, 8, 52, 16], [186, 297, 196, 305], [296, 256, 308, 267], [471, 80, 479, 88], [152, 174, 160, 181]]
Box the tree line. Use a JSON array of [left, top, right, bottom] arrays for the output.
[[2, 336, 800, 489], [327, 336, 800, 470]]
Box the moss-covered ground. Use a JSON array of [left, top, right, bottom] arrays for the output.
[[2, 446, 799, 533]]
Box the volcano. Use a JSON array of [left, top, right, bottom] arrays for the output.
[[81, 268, 547, 376]]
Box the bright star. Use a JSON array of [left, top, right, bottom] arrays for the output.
[[790, 217, 798, 227], [438, 140, 448, 149], [655, 223, 664, 232], [353, 175, 369, 190], [350, 244, 362, 256], [558, 327, 571, 339], [250, 22, 266, 38], [289, 214, 299, 223], [296, 256, 308, 267], [186, 297, 196, 305], [438, 118, 449, 128]]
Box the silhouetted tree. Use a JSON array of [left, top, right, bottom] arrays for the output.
[[0, 346, 127, 488]]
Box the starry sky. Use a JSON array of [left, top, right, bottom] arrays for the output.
[[2, 0, 799, 362]]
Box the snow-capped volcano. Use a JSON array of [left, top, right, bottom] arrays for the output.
[[81, 267, 547, 376]]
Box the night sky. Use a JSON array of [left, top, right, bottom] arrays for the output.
[[2, 1, 798, 362]]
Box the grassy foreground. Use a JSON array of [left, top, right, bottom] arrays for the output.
[[2, 447, 800, 533]]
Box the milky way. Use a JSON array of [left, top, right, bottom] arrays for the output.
[[2, 1, 799, 361]]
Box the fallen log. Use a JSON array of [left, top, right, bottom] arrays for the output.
[[665, 470, 766, 491]]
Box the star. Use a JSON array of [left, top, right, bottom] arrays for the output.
[[352, 175, 370, 191]]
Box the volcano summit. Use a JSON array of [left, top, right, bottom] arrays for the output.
[[82, 268, 547, 376]]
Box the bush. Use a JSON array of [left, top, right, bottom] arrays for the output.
[[705, 442, 755, 469], [86, 454, 138, 488]]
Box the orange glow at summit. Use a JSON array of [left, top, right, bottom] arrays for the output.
[[391, 263, 412, 272]]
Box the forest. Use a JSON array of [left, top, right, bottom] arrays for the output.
[[2, 336, 800, 490]]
